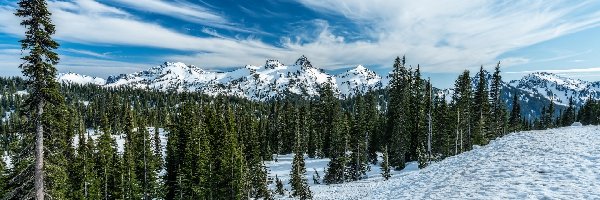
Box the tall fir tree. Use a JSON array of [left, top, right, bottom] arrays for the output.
[[381, 146, 391, 181], [490, 62, 505, 137], [14, 0, 67, 198], [386, 56, 409, 169], [289, 120, 312, 199], [508, 92, 522, 133], [96, 113, 119, 200], [452, 70, 473, 154], [472, 66, 491, 145]]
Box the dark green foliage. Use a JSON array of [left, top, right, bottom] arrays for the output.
[[275, 175, 285, 196], [472, 66, 491, 145], [386, 56, 409, 169], [0, 53, 544, 198], [509, 92, 522, 132], [289, 130, 312, 199], [13, 0, 67, 199]]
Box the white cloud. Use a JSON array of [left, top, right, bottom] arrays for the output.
[[506, 67, 600, 74], [292, 0, 600, 72], [2, 0, 600, 74]]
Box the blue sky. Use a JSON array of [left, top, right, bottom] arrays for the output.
[[1, 0, 600, 88]]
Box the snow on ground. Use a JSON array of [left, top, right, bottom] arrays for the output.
[[268, 126, 600, 199], [266, 153, 419, 199], [72, 127, 168, 156]]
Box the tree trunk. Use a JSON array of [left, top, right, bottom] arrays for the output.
[[35, 100, 45, 200]]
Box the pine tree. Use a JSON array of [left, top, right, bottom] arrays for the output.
[[97, 114, 118, 200], [289, 127, 312, 199], [381, 146, 391, 181], [508, 92, 522, 132], [122, 107, 141, 199], [490, 62, 505, 137], [348, 93, 368, 181], [15, 0, 65, 198], [452, 70, 473, 154], [472, 66, 490, 145], [213, 105, 247, 199], [323, 106, 349, 184], [561, 96, 576, 126], [387, 56, 409, 169], [135, 119, 159, 199], [275, 175, 285, 196]]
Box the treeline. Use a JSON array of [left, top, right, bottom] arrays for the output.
[[0, 56, 593, 199]]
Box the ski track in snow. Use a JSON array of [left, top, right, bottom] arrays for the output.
[[270, 126, 600, 199]]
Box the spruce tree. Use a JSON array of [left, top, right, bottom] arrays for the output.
[[472, 66, 490, 145], [387, 56, 409, 169], [452, 70, 473, 154], [490, 62, 505, 137], [15, 0, 65, 198], [289, 126, 312, 199], [508, 92, 522, 132], [381, 146, 391, 181], [97, 115, 118, 200], [348, 93, 368, 181]]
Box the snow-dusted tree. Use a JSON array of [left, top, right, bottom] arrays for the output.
[[381, 146, 391, 180], [289, 125, 312, 199]]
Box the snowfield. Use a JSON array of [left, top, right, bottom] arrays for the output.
[[268, 126, 600, 199]]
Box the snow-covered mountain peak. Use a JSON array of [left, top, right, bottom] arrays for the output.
[[264, 59, 284, 69], [294, 55, 314, 69], [509, 72, 600, 106], [57, 72, 106, 85], [335, 65, 383, 97]]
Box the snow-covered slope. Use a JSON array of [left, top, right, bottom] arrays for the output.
[[335, 65, 383, 98], [291, 126, 600, 199], [509, 72, 600, 106], [58, 72, 106, 85], [59, 56, 383, 100]]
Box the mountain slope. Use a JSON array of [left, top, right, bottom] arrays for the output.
[[509, 72, 600, 106], [63, 56, 383, 100], [307, 126, 600, 199]]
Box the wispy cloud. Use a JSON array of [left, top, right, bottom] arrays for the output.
[[107, 0, 259, 33], [2, 0, 600, 74], [292, 0, 600, 71], [506, 67, 600, 74], [63, 48, 111, 58]]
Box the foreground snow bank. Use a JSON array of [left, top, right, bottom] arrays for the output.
[[295, 126, 600, 199]]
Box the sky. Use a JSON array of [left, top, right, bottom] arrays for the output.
[[1, 0, 600, 88]]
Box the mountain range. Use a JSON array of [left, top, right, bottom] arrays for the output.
[[58, 56, 600, 117]]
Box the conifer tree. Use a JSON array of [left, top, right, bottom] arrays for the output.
[[275, 175, 285, 196], [473, 66, 490, 145], [561, 96, 576, 126], [490, 62, 505, 137], [97, 114, 118, 200], [323, 105, 348, 184], [508, 92, 522, 132], [213, 106, 247, 199], [453, 70, 473, 153], [348, 93, 368, 181], [387, 56, 409, 169], [122, 107, 141, 199], [381, 146, 391, 181], [15, 0, 66, 198], [289, 125, 312, 199]]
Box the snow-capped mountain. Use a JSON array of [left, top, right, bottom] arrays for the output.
[[335, 65, 383, 98], [61, 56, 383, 100], [509, 72, 600, 106], [58, 72, 106, 85], [57, 57, 600, 115]]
